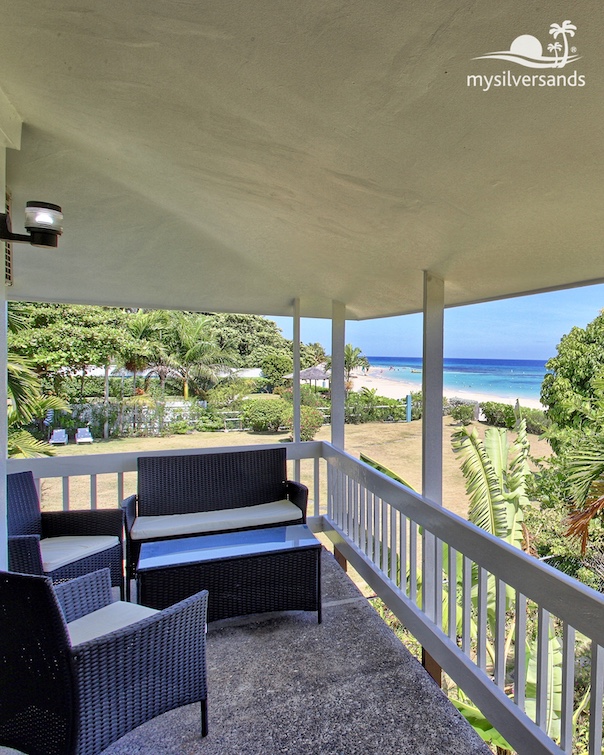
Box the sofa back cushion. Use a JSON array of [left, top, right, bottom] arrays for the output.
[[137, 448, 288, 516]]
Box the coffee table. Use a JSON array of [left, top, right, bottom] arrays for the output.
[[137, 524, 322, 622]]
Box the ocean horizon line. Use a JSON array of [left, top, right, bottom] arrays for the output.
[[366, 356, 547, 402], [366, 355, 548, 365]]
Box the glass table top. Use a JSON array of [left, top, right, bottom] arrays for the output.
[[138, 524, 320, 570]]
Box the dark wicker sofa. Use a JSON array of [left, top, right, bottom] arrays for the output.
[[122, 447, 308, 588]]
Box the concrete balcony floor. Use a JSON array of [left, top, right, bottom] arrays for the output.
[[99, 547, 490, 755]]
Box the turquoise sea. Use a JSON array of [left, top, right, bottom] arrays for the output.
[[367, 357, 548, 403]]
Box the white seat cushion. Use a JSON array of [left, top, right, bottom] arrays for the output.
[[67, 601, 159, 645], [40, 535, 120, 572], [131, 499, 302, 540]]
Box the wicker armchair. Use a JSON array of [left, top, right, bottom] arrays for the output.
[[0, 568, 208, 755], [7, 470, 124, 596]]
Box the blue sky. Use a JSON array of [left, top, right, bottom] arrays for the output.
[[268, 283, 604, 361]]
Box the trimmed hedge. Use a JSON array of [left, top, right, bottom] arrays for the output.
[[480, 401, 549, 435], [450, 403, 475, 425], [240, 398, 288, 432]]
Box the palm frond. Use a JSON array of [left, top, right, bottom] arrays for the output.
[[507, 419, 531, 485], [483, 427, 508, 482], [525, 621, 563, 739], [565, 496, 604, 554], [565, 435, 604, 504], [8, 429, 55, 458], [452, 427, 507, 538], [7, 356, 41, 422]]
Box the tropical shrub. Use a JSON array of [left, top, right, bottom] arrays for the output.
[[450, 403, 474, 425], [241, 398, 288, 432], [344, 392, 371, 424], [480, 401, 517, 428], [409, 391, 422, 420], [276, 384, 325, 408], [344, 389, 408, 424], [449, 419, 570, 749], [193, 409, 224, 432], [169, 419, 190, 434], [478, 401, 548, 435], [284, 405, 324, 441], [520, 407, 550, 435], [206, 379, 254, 410], [523, 504, 604, 591], [540, 309, 604, 430]]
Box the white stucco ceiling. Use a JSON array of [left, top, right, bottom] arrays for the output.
[[0, 0, 603, 320]]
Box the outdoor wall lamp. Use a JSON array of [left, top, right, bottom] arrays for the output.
[[0, 201, 63, 248]]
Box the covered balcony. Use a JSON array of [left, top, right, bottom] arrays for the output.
[[1, 2, 604, 753]]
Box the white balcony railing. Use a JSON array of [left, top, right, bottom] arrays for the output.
[[9, 440, 604, 755]]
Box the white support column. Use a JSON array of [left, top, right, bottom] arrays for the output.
[[1, 94, 22, 569], [421, 272, 444, 685], [422, 272, 444, 505], [292, 299, 302, 480], [0, 149, 8, 569], [330, 301, 346, 449], [292, 299, 301, 444]]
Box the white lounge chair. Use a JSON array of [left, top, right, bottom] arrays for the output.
[[49, 428, 68, 445], [75, 427, 93, 444]]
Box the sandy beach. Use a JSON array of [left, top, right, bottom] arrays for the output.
[[350, 367, 544, 410]]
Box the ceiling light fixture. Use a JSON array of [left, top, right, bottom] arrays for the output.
[[0, 201, 63, 248]]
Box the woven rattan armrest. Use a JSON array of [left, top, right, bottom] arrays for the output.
[[42, 509, 124, 540], [121, 494, 137, 532], [54, 568, 114, 623], [8, 534, 43, 575], [286, 480, 308, 520]]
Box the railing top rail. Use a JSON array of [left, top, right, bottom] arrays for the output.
[[7, 440, 324, 477], [322, 441, 604, 644]]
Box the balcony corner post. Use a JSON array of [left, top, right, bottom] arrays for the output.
[[0, 149, 8, 569], [421, 271, 445, 686], [334, 546, 348, 572]]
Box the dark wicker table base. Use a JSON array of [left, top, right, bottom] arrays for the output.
[[138, 540, 322, 623]]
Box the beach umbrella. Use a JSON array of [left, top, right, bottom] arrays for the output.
[[285, 364, 331, 387]]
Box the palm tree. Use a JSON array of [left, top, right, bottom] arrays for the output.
[[344, 344, 370, 382], [7, 303, 40, 422], [119, 309, 163, 430], [167, 312, 236, 399], [326, 344, 370, 390], [6, 304, 69, 456], [144, 310, 172, 391], [549, 20, 577, 68], [8, 395, 69, 458], [120, 309, 163, 392]]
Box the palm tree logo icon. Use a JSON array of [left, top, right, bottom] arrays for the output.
[[474, 20, 581, 69], [547, 41, 562, 67], [549, 21, 577, 68]]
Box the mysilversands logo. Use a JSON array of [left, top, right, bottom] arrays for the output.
[[468, 20, 586, 91]]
